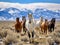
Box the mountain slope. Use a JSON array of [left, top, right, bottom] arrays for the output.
[[0, 2, 60, 21]]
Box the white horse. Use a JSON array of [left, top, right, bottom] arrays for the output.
[[25, 13, 37, 43]]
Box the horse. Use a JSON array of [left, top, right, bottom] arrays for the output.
[[26, 13, 35, 43], [48, 18, 56, 32], [40, 19, 49, 34], [22, 16, 27, 34], [39, 16, 43, 26], [15, 17, 23, 33]]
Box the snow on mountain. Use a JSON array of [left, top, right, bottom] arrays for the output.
[[0, 16, 6, 20], [0, 2, 60, 21]]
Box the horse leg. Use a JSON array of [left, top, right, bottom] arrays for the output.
[[46, 29, 48, 35], [48, 25, 50, 32], [32, 31, 34, 38], [28, 31, 32, 43], [48, 25, 52, 32], [44, 28, 48, 35], [52, 26, 54, 31], [49, 26, 52, 32], [49, 27, 51, 32], [41, 27, 43, 32], [23, 28, 26, 34], [32, 31, 34, 43], [42, 29, 44, 34], [28, 31, 31, 39], [44, 30, 46, 34]]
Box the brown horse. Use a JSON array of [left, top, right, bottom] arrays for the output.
[[15, 17, 23, 33], [40, 19, 49, 34]]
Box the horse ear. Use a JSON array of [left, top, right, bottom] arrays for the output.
[[22, 16, 26, 20]]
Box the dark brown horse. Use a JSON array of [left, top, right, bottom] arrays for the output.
[[48, 18, 56, 32], [15, 17, 23, 33], [22, 16, 27, 34]]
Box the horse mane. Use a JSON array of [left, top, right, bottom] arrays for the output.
[[51, 18, 56, 24]]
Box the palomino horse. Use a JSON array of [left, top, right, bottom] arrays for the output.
[[15, 17, 23, 33], [39, 16, 43, 26], [40, 19, 49, 34], [48, 18, 56, 32]]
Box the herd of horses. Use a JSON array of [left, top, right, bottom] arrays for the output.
[[40, 17, 56, 34], [14, 14, 56, 35], [14, 13, 56, 43]]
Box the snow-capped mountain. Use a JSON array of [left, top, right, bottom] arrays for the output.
[[0, 2, 60, 21]]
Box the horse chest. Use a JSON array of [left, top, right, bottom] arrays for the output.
[[15, 23, 22, 30]]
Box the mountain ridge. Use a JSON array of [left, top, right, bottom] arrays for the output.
[[0, 2, 60, 21]]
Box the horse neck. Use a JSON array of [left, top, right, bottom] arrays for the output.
[[45, 21, 48, 25], [16, 22, 20, 24]]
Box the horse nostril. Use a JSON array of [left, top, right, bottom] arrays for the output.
[[17, 36, 19, 38]]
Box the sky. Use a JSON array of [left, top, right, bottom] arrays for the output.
[[0, 0, 60, 4]]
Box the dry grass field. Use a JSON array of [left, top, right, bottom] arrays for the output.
[[0, 21, 60, 45]]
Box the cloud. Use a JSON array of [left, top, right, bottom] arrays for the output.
[[0, 2, 60, 11]]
